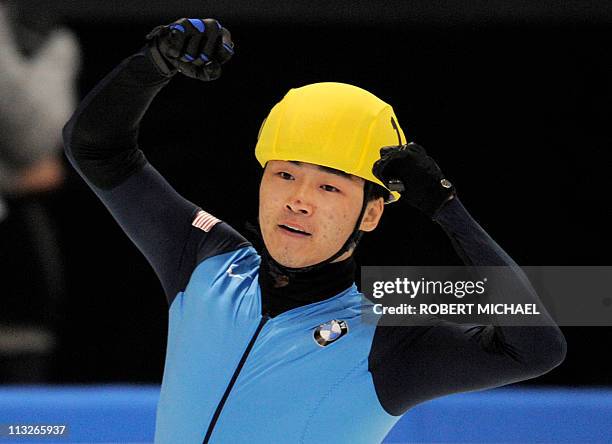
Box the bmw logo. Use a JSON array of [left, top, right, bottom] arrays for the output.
[[313, 320, 349, 347]]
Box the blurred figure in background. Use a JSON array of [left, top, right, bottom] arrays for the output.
[[0, 0, 79, 382]]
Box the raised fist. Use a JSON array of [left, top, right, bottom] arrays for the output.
[[373, 143, 456, 218], [146, 18, 234, 81]]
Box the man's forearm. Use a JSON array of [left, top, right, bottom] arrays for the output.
[[434, 197, 566, 365], [63, 47, 173, 190]]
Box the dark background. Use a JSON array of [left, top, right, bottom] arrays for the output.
[[18, 2, 611, 385]]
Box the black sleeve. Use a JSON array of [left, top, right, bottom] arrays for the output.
[[63, 47, 250, 305], [368, 198, 566, 416]]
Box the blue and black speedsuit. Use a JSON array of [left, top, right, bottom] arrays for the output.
[[63, 47, 566, 444]]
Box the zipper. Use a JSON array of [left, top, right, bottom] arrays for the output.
[[202, 314, 270, 443]]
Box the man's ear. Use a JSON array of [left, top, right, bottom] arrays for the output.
[[359, 197, 384, 232]]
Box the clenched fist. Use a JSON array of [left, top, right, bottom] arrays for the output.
[[146, 18, 234, 81], [373, 143, 456, 218]]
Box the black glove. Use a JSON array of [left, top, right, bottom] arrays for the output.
[[145, 18, 234, 81], [373, 142, 456, 218]]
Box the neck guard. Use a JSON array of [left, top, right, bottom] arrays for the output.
[[258, 248, 356, 317]]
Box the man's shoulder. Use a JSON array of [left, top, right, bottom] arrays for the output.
[[190, 210, 253, 264]]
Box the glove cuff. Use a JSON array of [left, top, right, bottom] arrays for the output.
[[144, 42, 177, 78], [416, 177, 455, 218], [429, 193, 456, 219]]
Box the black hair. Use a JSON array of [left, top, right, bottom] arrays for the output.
[[366, 182, 390, 203]]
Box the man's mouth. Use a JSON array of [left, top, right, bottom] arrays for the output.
[[278, 224, 312, 236]]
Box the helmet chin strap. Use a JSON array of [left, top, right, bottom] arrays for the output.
[[264, 182, 372, 275]]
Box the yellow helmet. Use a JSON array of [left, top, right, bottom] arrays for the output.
[[255, 82, 406, 203]]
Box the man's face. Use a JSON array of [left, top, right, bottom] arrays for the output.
[[258, 160, 383, 268]]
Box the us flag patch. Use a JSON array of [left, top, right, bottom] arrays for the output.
[[192, 210, 221, 232]]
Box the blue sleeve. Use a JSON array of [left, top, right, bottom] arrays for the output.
[[63, 47, 250, 305], [369, 198, 566, 416]]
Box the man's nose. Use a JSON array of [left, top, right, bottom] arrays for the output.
[[286, 201, 311, 215], [286, 185, 314, 215]]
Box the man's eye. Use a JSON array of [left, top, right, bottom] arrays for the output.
[[278, 172, 294, 180], [321, 184, 340, 193]]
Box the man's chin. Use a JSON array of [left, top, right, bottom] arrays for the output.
[[267, 250, 315, 269], [273, 257, 312, 269]]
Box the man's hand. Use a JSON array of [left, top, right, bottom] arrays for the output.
[[146, 18, 234, 81], [373, 143, 456, 218]]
